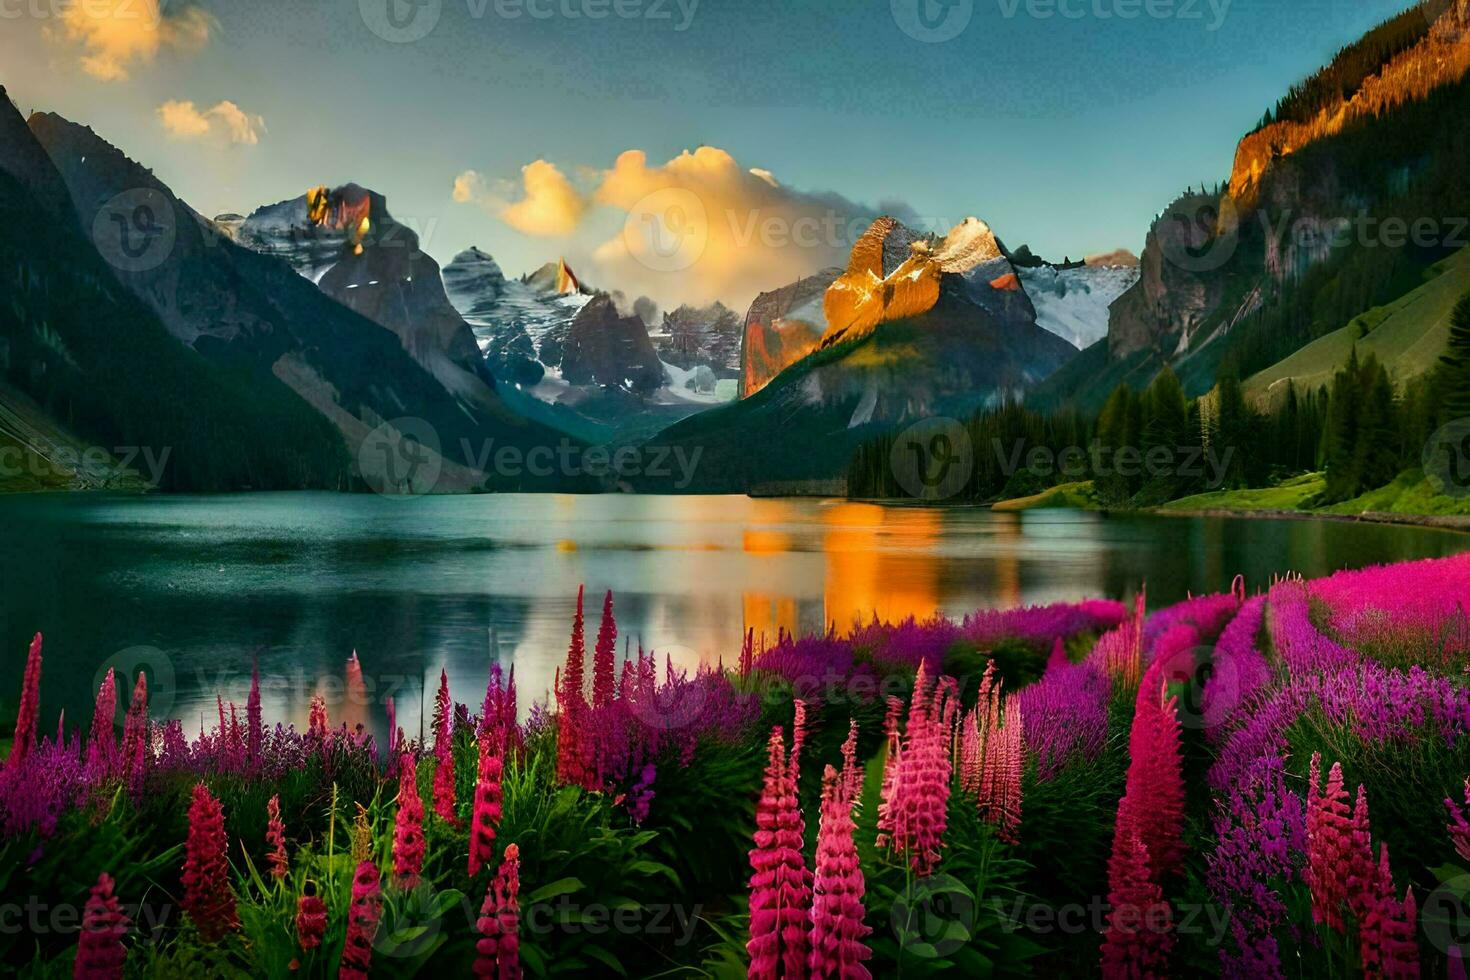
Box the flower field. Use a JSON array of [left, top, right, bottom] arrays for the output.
[[3, 557, 1470, 977]]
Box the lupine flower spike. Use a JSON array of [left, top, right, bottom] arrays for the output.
[[747, 726, 811, 979], [339, 860, 383, 980], [74, 871, 129, 980], [181, 782, 237, 943], [394, 754, 427, 889], [8, 633, 42, 769], [295, 882, 326, 951], [474, 843, 522, 978], [469, 735, 505, 876], [266, 794, 289, 881]]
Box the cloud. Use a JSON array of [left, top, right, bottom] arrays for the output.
[[453, 161, 588, 237], [457, 145, 916, 310], [58, 0, 212, 81], [157, 100, 265, 145]]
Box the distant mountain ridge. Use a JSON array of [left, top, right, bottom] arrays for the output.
[[650, 215, 1078, 491], [18, 107, 585, 492], [1035, 0, 1470, 414]]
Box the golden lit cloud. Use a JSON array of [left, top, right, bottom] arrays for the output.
[[58, 0, 212, 81], [157, 100, 265, 145], [454, 161, 588, 237], [457, 146, 910, 310]]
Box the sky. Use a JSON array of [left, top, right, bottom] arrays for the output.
[[0, 0, 1421, 309]]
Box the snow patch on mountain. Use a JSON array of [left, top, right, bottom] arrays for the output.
[[1018, 263, 1140, 349]]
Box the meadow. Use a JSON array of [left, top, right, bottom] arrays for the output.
[[3, 556, 1470, 978]]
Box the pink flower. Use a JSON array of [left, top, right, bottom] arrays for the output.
[[266, 794, 289, 881], [1358, 844, 1419, 980], [307, 695, 328, 740], [1100, 828, 1173, 978], [474, 842, 522, 978], [7, 633, 42, 769], [556, 586, 592, 788], [393, 754, 426, 889], [432, 670, 458, 826], [747, 726, 811, 979], [181, 782, 237, 943], [85, 668, 118, 780], [295, 885, 326, 951], [119, 673, 149, 797], [593, 590, 617, 710], [808, 760, 871, 979], [1304, 753, 1354, 931], [339, 860, 382, 980], [1113, 663, 1185, 884], [74, 871, 129, 979], [468, 736, 504, 877], [246, 662, 263, 767], [876, 663, 955, 874], [1445, 778, 1470, 861]]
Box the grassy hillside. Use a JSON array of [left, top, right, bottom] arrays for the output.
[[1245, 246, 1470, 403]]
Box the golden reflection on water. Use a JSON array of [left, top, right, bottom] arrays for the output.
[[821, 502, 942, 630]]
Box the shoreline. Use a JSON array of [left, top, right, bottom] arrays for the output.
[[1146, 506, 1470, 533]]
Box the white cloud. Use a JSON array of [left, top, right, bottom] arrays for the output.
[[157, 100, 266, 145]]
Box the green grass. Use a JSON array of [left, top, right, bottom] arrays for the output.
[[1159, 472, 1327, 512], [991, 480, 1101, 511], [1321, 468, 1470, 517], [1244, 245, 1470, 404]]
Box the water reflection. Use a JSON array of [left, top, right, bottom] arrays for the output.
[[0, 492, 1465, 745]]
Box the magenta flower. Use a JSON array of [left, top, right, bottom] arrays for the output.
[[7, 633, 42, 769], [808, 760, 871, 979], [747, 726, 811, 979], [468, 735, 504, 877], [73, 871, 129, 980], [339, 860, 382, 980], [393, 754, 426, 889], [266, 794, 288, 881], [1101, 827, 1173, 978], [181, 782, 237, 943], [474, 842, 522, 979]]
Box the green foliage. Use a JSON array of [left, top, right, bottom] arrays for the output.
[[1442, 289, 1470, 420]]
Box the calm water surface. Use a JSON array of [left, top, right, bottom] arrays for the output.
[[1, 492, 1465, 740]]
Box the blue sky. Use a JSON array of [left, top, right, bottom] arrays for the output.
[[1, 0, 1417, 302]]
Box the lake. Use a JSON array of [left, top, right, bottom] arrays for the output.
[[1, 492, 1465, 742]]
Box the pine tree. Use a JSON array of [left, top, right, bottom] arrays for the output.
[[1442, 290, 1470, 421]]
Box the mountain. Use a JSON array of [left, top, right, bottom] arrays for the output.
[[1244, 244, 1470, 403], [0, 87, 347, 490], [560, 294, 665, 392], [442, 248, 593, 387], [1016, 254, 1140, 349], [739, 269, 838, 397], [232, 184, 496, 391], [647, 216, 1077, 492], [652, 302, 743, 378], [25, 109, 583, 492], [440, 248, 734, 443], [1036, 0, 1470, 413]]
